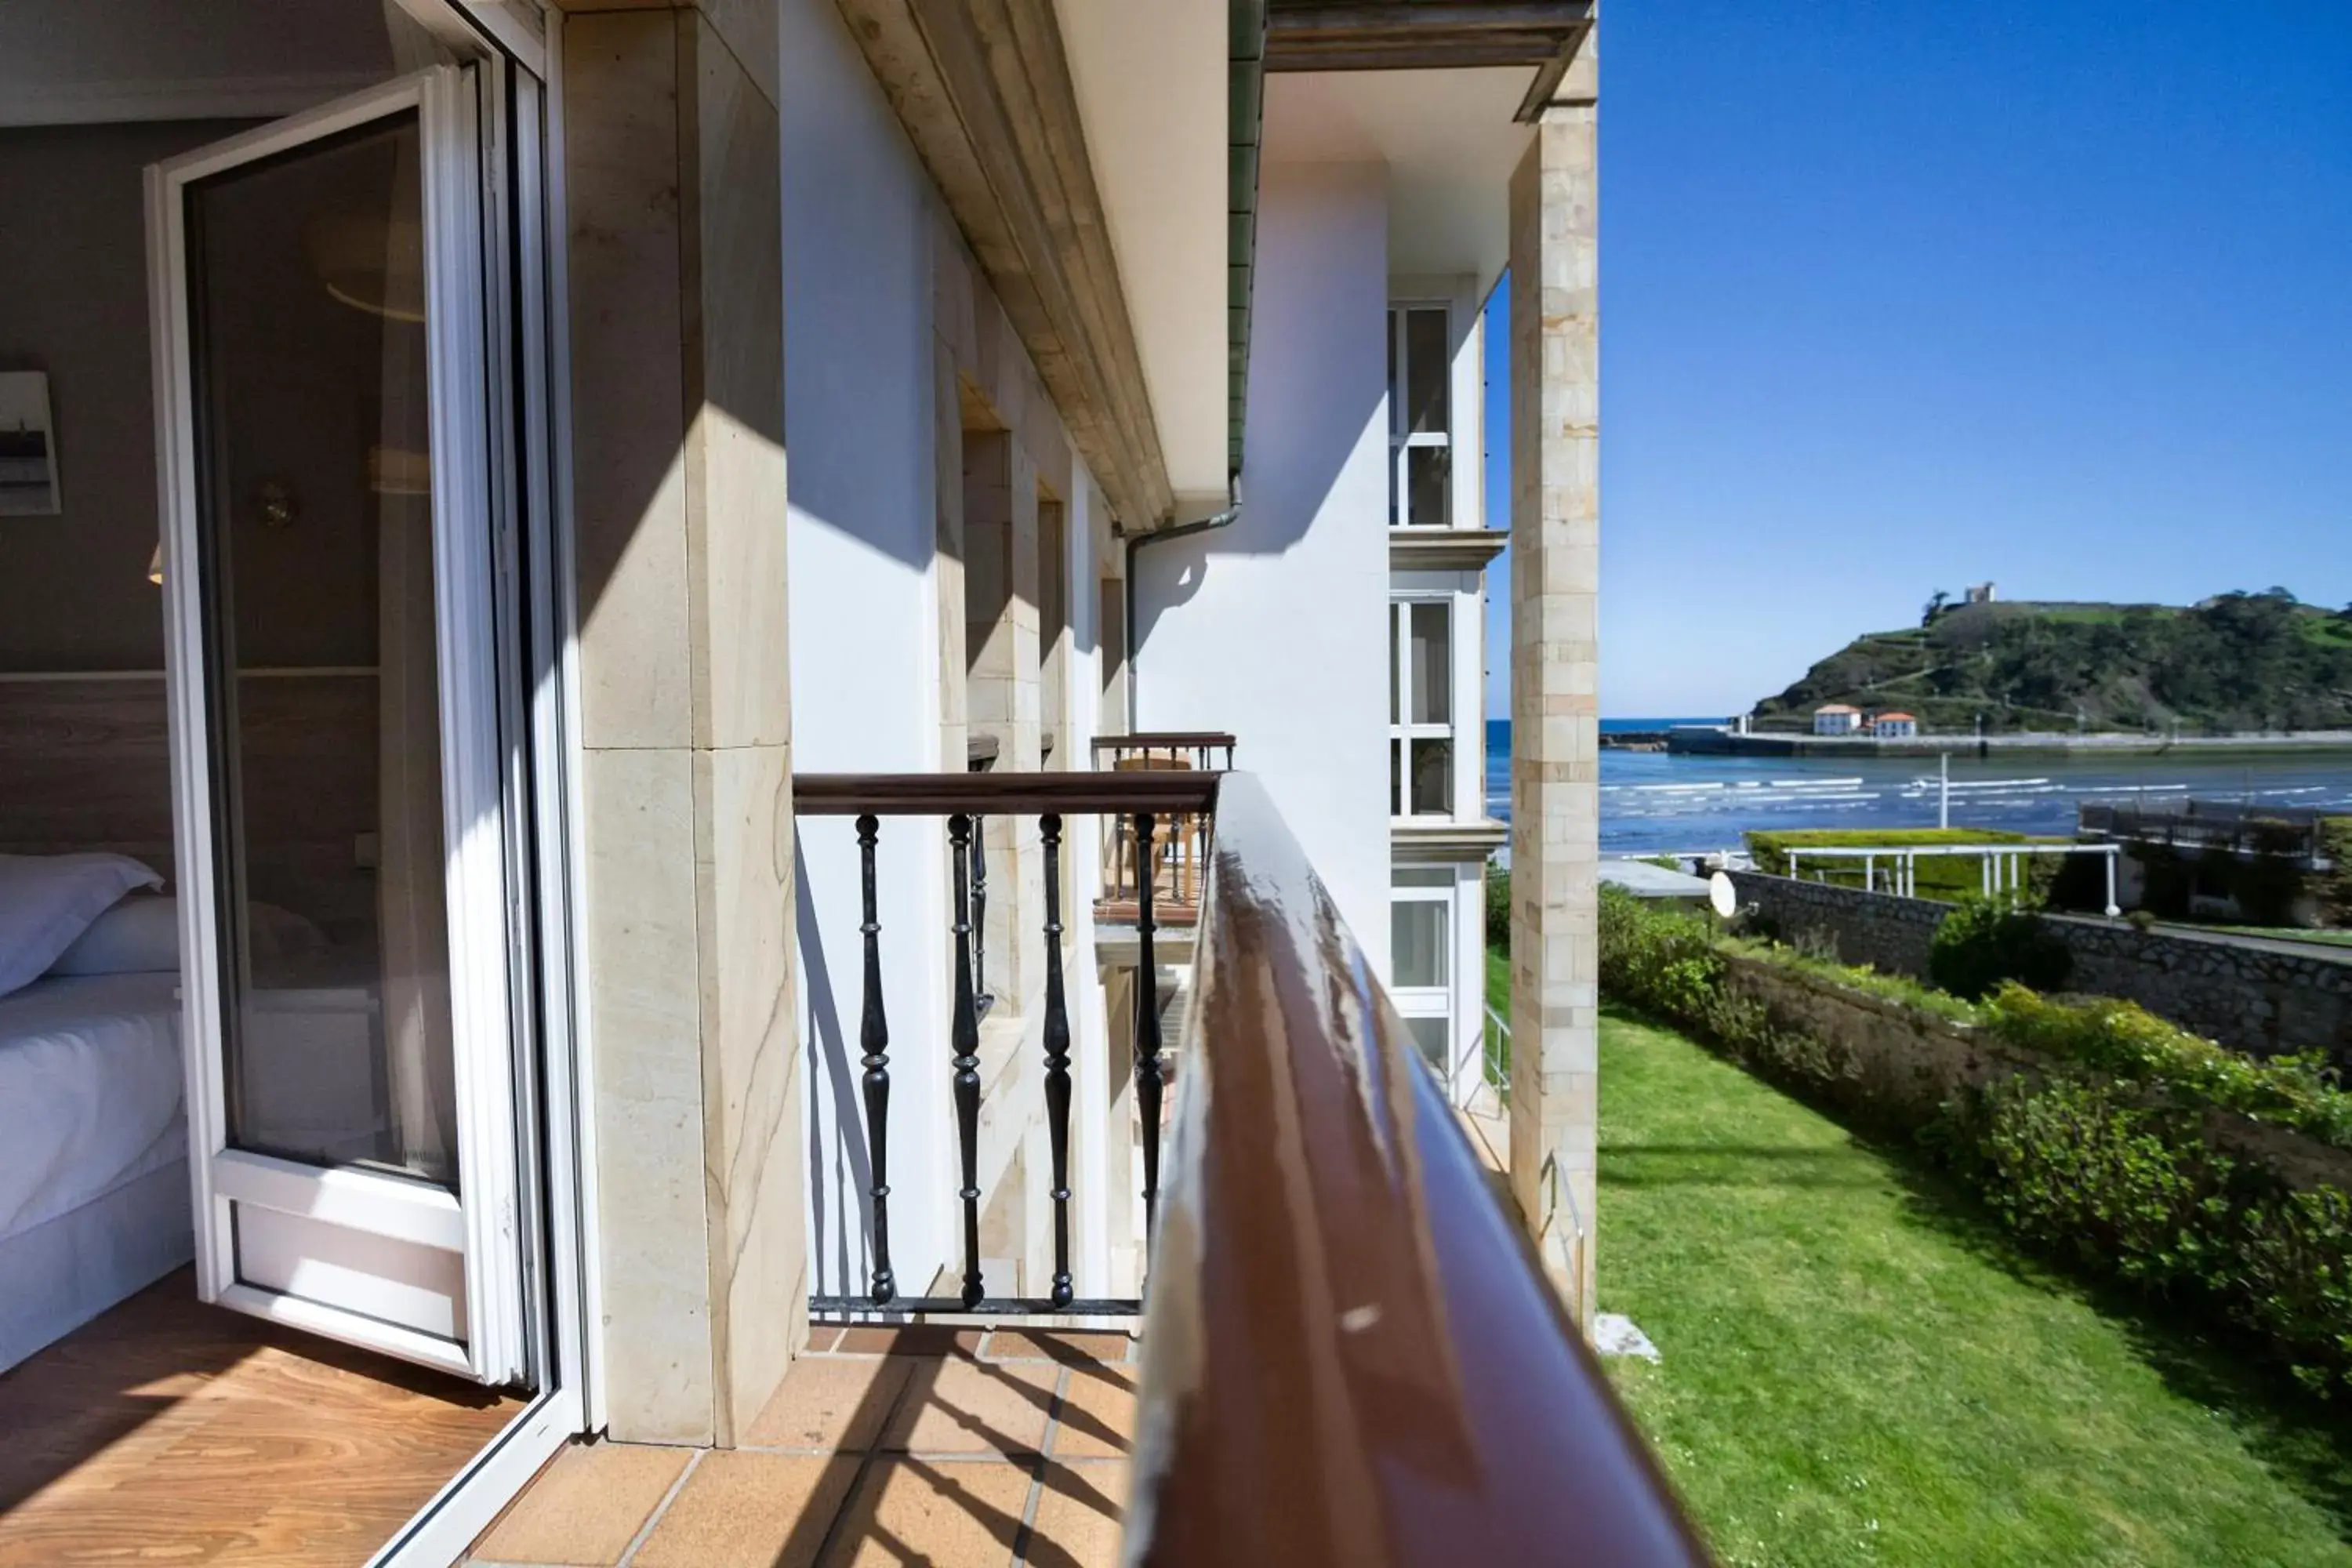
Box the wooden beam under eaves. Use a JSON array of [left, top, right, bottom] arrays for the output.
[[833, 0, 1174, 531]]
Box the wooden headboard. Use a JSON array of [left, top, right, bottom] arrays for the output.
[[0, 671, 379, 935]]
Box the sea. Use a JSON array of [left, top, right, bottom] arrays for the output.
[[1485, 719, 2352, 858]]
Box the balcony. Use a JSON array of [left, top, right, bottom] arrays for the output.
[[464, 768, 1697, 1566]]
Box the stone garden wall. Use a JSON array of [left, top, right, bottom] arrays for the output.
[[1727, 871, 2352, 1065]]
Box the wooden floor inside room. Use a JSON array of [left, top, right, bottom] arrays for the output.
[[0, 1269, 524, 1566]]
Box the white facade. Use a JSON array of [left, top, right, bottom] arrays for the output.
[[1132, 146, 1508, 1108], [1131, 158, 1395, 974], [1872, 713, 1918, 739], [1814, 704, 1862, 735]]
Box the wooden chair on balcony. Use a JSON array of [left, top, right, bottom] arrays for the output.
[[1091, 734, 1233, 927]]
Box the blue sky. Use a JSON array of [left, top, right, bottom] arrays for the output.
[[1483, 1, 2352, 719]]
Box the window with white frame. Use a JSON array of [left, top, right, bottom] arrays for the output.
[[1388, 304, 1451, 528], [1390, 598, 1454, 817], [1391, 867, 1454, 1070]]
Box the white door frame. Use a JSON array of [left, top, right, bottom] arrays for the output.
[[145, 5, 595, 1559]]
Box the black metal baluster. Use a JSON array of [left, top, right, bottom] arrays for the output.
[[971, 813, 989, 1008], [949, 814, 985, 1308], [1134, 811, 1163, 1256], [855, 815, 895, 1305], [1040, 813, 1074, 1307]]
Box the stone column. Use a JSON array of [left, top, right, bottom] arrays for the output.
[[561, 1, 800, 1446], [964, 430, 1045, 1010], [1507, 56, 1599, 1327]]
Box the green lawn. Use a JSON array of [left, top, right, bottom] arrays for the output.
[[1596, 1008, 2352, 1568]]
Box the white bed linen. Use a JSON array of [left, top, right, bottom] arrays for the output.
[[0, 971, 186, 1244]]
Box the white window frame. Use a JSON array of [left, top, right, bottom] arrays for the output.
[[1390, 869, 1456, 1072], [1390, 596, 1457, 818], [1388, 301, 1454, 528]]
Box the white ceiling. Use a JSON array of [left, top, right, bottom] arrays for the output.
[[1055, 0, 1232, 517], [1262, 67, 1535, 296]]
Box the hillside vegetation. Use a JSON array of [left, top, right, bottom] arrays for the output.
[[1751, 590, 2352, 733]]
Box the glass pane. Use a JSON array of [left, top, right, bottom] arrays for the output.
[[1390, 742, 1403, 816], [188, 112, 459, 1189], [1406, 1014, 1448, 1071], [1410, 737, 1454, 815], [1406, 445, 1451, 528], [1392, 898, 1450, 989], [1405, 308, 1449, 434], [1388, 608, 1401, 724], [1393, 867, 1451, 888], [1409, 602, 1450, 724]]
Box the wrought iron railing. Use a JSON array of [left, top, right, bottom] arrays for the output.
[[794, 769, 1218, 1316]]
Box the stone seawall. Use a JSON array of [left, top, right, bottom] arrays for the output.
[[1726, 871, 2352, 1065]]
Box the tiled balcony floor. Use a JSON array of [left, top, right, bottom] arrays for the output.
[[466, 1327, 1135, 1568]]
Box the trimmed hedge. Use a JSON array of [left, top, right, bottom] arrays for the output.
[[1598, 885, 2352, 1399], [1980, 985, 2352, 1152]]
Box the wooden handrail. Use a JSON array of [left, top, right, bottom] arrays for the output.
[[795, 771, 1220, 816], [1127, 773, 1704, 1566]]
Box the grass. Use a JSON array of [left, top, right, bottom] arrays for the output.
[[2208, 924, 2352, 949], [1596, 1008, 2352, 1568]]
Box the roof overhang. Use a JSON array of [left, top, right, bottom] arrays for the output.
[[1055, 0, 1237, 521], [835, 0, 1177, 529], [1261, 65, 1537, 292], [1266, 1, 1592, 121]]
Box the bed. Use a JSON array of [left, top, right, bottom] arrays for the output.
[[0, 970, 193, 1372]]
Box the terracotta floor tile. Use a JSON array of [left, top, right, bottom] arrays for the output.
[[1051, 1364, 1135, 1460], [804, 1326, 844, 1353], [984, 1330, 1134, 1366], [1025, 1462, 1130, 1568], [883, 1358, 1058, 1456], [470, 1440, 690, 1565], [819, 1457, 1035, 1568], [833, 1325, 986, 1359], [745, 1356, 916, 1451], [632, 1450, 859, 1568]]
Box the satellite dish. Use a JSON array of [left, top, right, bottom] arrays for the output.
[[1708, 872, 1738, 920]]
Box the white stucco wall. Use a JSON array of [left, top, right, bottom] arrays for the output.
[[1131, 158, 1393, 975], [780, 0, 955, 1304]]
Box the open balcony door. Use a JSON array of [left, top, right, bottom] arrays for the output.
[[147, 67, 527, 1387]]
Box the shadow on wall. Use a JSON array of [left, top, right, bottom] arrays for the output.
[[1133, 159, 1393, 645]]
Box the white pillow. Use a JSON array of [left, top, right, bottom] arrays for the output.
[[48, 891, 180, 975], [46, 894, 331, 977], [0, 853, 164, 998]]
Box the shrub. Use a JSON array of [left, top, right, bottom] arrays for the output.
[[2321, 818, 2352, 927], [1928, 895, 2073, 1000], [1952, 1075, 2352, 1398], [1485, 866, 1511, 949], [1980, 985, 2352, 1152]]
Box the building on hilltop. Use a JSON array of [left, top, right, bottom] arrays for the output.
[[1965, 582, 1998, 604]]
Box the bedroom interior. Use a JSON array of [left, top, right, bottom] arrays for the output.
[[0, 3, 567, 1559]]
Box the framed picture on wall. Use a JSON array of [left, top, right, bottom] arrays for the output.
[[0, 371, 62, 516]]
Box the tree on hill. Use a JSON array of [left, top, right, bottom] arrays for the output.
[[1751, 590, 2352, 733], [1922, 589, 1951, 626]]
